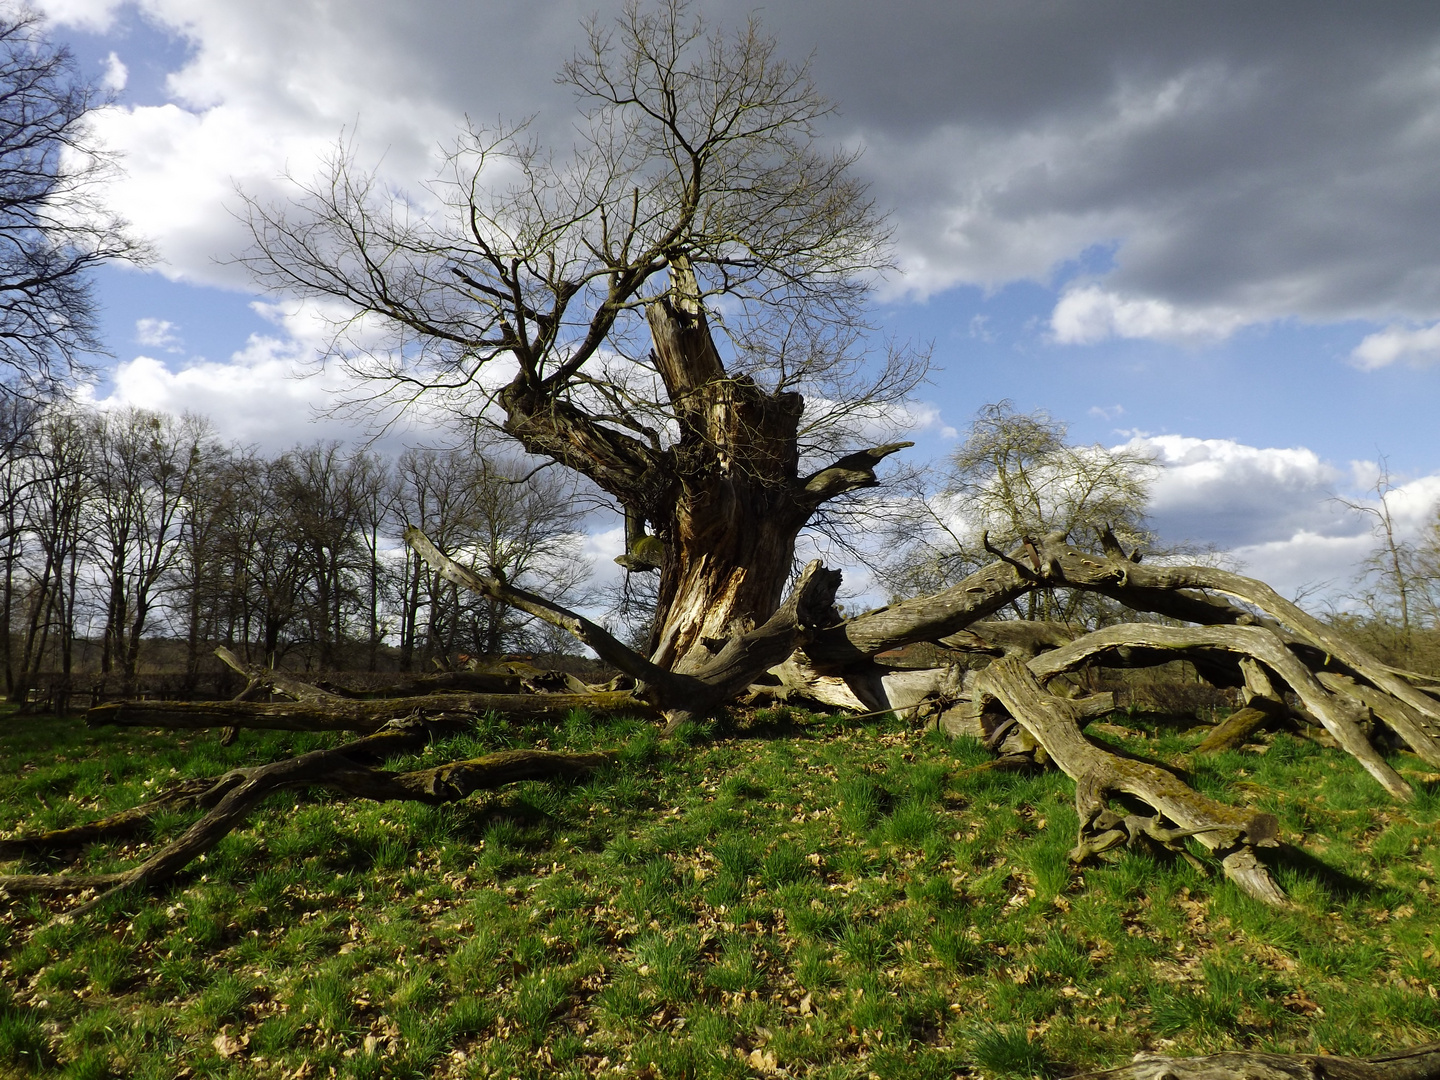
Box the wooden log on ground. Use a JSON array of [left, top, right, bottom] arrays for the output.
[[1035, 536, 1440, 763], [214, 646, 342, 702], [974, 656, 1286, 905], [1023, 623, 1413, 801], [1193, 704, 1281, 754], [86, 690, 651, 732], [1072, 1043, 1440, 1080], [0, 778, 218, 857], [0, 718, 614, 916]]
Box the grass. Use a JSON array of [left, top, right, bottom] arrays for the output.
[[0, 705, 1438, 1078]]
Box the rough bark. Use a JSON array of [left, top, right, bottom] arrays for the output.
[[939, 619, 1082, 658], [214, 645, 342, 702], [86, 691, 649, 733], [1072, 1044, 1440, 1080], [1024, 623, 1412, 801], [1194, 703, 1283, 755], [405, 524, 844, 728], [0, 778, 217, 858]]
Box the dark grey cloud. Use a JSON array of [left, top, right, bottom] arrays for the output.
[[53, 0, 1440, 335], [761, 1, 1440, 325]]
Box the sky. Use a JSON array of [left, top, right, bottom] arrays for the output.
[[30, 0, 1440, 606]]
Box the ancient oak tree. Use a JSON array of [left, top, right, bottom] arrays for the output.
[[13, 5, 1440, 1004], [240, 0, 923, 689]]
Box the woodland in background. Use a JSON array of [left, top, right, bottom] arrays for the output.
[[7, 392, 1440, 715], [0, 397, 595, 709]]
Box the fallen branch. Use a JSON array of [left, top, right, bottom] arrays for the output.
[[405, 525, 688, 699], [1038, 538, 1440, 763], [1193, 702, 1284, 755], [974, 657, 1286, 905], [0, 778, 217, 858], [0, 718, 613, 916], [214, 646, 341, 703], [1072, 1043, 1440, 1080], [86, 690, 650, 733], [1025, 623, 1414, 801]]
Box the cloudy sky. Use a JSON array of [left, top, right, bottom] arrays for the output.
[[33, 0, 1440, 602]]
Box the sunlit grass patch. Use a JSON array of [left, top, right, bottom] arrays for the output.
[[1, 706, 1438, 1075]]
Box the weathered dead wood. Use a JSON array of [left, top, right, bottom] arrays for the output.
[[214, 646, 342, 703], [1195, 658, 1291, 754], [405, 526, 689, 698], [806, 555, 1037, 665], [1193, 703, 1283, 755], [974, 657, 1286, 905], [0, 778, 217, 858], [1023, 623, 1413, 801], [0, 719, 613, 916], [320, 669, 538, 697], [1034, 538, 1440, 763], [406, 525, 844, 728], [86, 690, 650, 733], [1071, 1043, 1440, 1080], [939, 620, 1082, 658], [803, 538, 1439, 769], [940, 690, 1118, 741], [660, 560, 843, 728], [1318, 671, 1440, 766]]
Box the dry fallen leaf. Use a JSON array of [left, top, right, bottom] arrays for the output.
[[212, 1027, 246, 1058], [747, 1048, 778, 1073]]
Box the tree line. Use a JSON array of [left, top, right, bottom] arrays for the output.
[[0, 397, 590, 705], [7, 388, 1439, 709]]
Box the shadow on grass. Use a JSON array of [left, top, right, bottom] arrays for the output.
[[1265, 842, 1377, 902], [714, 706, 819, 743]]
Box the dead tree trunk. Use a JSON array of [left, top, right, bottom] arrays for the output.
[[496, 258, 907, 682]]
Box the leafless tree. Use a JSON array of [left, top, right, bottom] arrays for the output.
[[1339, 461, 1418, 663], [7, 404, 90, 704], [879, 402, 1157, 625], [240, 0, 924, 679], [0, 9, 148, 397], [385, 448, 589, 667], [86, 408, 215, 693]]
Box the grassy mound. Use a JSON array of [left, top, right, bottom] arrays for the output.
[[1, 705, 1438, 1078]]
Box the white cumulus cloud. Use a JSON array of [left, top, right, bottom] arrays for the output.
[[1351, 322, 1440, 369], [134, 317, 181, 351], [1115, 434, 1440, 603], [100, 49, 126, 91], [1051, 286, 1248, 345]]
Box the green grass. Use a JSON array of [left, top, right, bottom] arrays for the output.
[[1, 705, 1438, 1077]]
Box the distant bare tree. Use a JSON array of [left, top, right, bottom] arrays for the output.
[[879, 402, 1156, 625], [8, 406, 90, 704], [1339, 462, 1418, 663], [0, 396, 44, 694], [386, 449, 589, 667], [86, 408, 215, 693], [0, 10, 148, 397]]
